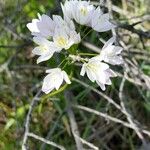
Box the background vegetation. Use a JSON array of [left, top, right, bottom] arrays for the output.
[[0, 0, 150, 149]]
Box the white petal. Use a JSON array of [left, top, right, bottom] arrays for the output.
[[42, 85, 54, 94], [42, 74, 54, 94], [86, 68, 96, 82], [107, 56, 124, 65], [62, 71, 71, 84], [105, 78, 112, 85], [96, 71, 108, 84], [46, 68, 61, 73], [54, 73, 64, 90], [90, 7, 103, 27], [92, 13, 115, 32], [26, 19, 39, 33], [37, 14, 55, 37], [90, 55, 103, 61], [96, 80, 106, 91], [106, 69, 117, 77], [33, 36, 48, 46], [80, 65, 86, 76], [69, 31, 81, 44], [113, 46, 123, 55], [102, 36, 116, 49], [99, 62, 109, 71], [32, 47, 44, 55], [37, 53, 53, 64]]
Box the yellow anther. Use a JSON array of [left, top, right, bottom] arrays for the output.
[[87, 63, 98, 73], [40, 45, 48, 52], [80, 7, 88, 16], [56, 37, 67, 47]]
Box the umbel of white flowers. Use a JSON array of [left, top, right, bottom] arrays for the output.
[[27, 0, 123, 94]]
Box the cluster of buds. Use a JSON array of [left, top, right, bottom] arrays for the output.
[[27, 0, 123, 94]]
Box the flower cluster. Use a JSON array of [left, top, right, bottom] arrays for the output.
[[27, 0, 123, 94]]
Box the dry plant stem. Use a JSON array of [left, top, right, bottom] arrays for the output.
[[22, 90, 41, 150], [91, 1, 129, 16], [40, 113, 64, 150], [93, 1, 150, 38], [82, 41, 100, 53], [107, 0, 116, 37], [65, 91, 83, 150], [74, 135, 99, 150], [74, 105, 150, 137], [65, 91, 99, 150], [119, 72, 146, 143], [116, 23, 150, 38], [72, 78, 150, 137], [72, 78, 122, 111], [27, 132, 65, 150]]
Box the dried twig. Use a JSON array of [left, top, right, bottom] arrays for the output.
[[116, 22, 150, 38], [65, 91, 99, 150], [27, 132, 65, 150], [74, 105, 150, 137], [72, 78, 150, 138], [119, 72, 146, 143], [72, 78, 122, 111], [22, 90, 41, 150], [82, 41, 100, 53], [65, 91, 83, 150], [74, 134, 99, 150]]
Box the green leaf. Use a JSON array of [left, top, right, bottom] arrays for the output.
[[4, 118, 15, 131]]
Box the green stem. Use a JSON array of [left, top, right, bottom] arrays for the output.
[[78, 53, 97, 56], [81, 29, 93, 41], [57, 58, 67, 68], [41, 83, 68, 101]]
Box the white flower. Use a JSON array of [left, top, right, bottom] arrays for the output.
[[26, 18, 39, 33], [91, 7, 115, 32], [52, 24, 81, 50], [94, 37, 123, 65], [53, 15, 75, 31], [42, 68, 71, 94], [80, 58, 116, 90], [61, 0, 95, 25], [33, 37, 60, 64], [27, 14, 55, 38], [61, 0, 74, 20], [53, 16, 81, 43], [53, 28, 74, 50]]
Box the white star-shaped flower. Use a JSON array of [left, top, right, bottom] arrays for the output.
[[94, 37, 123, 65], [42, 68, 71, 94], [61, 0, 95, 25], [53, 26, 81, 50], [32, 37, 60, 64], [91, 7, 115, 32], [27, 14, 55, 38], [80, 58, 116, 90]]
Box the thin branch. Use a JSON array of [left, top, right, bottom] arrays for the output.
[[40, 113, 64, 150], [107, 0, 117, 37], [82, 41, 100, 53], [65, 91, 99, 150], [119, 72, 146, 143], [27, 132, 65, 150], [65, 91, 83, 150], [74, 105, 150, 137], [116, 22, 150, 38], [74, 134, 99, 150], [22, 90, 41, 150], [72, 78, 150, 138], [72, 78, 122, 111]]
